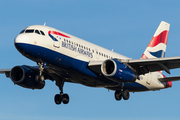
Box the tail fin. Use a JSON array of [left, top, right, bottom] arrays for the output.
[[141, 21, 170, 59]]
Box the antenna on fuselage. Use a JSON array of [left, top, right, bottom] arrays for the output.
[[44, 22, 46, 26]]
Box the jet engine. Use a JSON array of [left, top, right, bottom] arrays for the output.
[[10, 66, 45, 89], [101, 59, 137, 83]]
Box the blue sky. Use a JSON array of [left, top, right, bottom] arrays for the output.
[[0, 0, 180, 120]]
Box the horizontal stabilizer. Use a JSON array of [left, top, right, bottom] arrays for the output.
[[158, 76, 180, 82]]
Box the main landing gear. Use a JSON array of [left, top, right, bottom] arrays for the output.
[[114, 83, 130, 101], [54, 80, 69, 105]]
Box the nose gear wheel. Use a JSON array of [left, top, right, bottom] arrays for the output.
[[36, 62, 45, 82]]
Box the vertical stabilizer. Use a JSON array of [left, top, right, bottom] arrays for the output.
[[141, 21, 170, 59]]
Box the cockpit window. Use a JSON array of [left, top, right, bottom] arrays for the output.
[[25, 29, 34, 33], [40, 30, 45, 35], [21, 29, 45, 36], [35, 30, 40, 34], [19, 30, 25, 34]]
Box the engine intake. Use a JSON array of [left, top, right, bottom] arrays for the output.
[[10, 66, 45, 89], [101, 59, 137, 83]]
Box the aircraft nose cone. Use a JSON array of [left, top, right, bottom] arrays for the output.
[[14, 34, 29, 52], [15, 34, 29, 44]]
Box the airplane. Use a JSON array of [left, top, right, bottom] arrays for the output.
[[1, 21, 180, 105]]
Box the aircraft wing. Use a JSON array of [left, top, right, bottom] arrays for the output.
[[88, 61, 104, 74], [0, 69, 11, 77], [121, 56, 180, 74], [0, 69, 11, 73], [88, 56, 180, 75], [0, 66, 74, 83]]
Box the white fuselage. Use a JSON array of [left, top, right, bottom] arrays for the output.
[[15, 25, 170, 92]]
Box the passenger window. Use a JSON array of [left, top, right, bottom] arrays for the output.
[[35, 30, 40, 34], [25, 29, 34, 33], [19, 30, 25, 34], [40, 31, 45, 35]]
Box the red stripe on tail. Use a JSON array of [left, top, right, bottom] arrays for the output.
[[141, 54, 148, 59], [148, 30, 169, 47]]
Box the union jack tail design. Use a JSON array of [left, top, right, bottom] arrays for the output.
[[141, 21, 170, 59]]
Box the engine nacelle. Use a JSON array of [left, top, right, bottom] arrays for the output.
[[10, 66, 45, 89], [101, 59, 137, 83]]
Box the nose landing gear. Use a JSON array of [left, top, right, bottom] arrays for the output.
[[36, 62, 45, 82]]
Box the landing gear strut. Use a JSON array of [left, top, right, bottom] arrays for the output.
[[114, 83, 130, 101], [36, 62, 45, 82], [54, 80, 69, 105]]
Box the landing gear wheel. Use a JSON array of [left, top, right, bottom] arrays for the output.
[[54, 94, 62, 105], [115, 90, 122, 101], [35, 75, 44, 82], [62, 94, 69, 104], [122, 89, 130, 100], [39, 75, 44, 81], [37, 62, 45, 81], [55, 80, 70, 105], [54, 93, 70, 105], [35, 75, 39, 82]]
